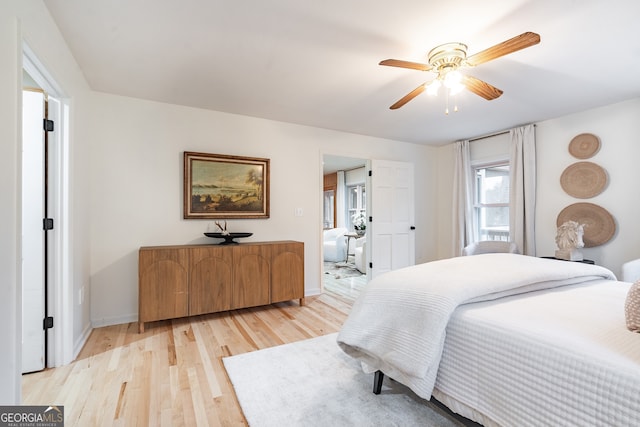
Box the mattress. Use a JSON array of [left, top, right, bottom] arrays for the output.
[[433, 279, 640, 427]]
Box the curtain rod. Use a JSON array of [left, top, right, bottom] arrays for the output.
[[469, 124, 537, 143], [469, 130, 508, 142]]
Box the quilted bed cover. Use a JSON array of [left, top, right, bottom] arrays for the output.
[[433, 279, 640, 426], [337, 254, 616, 399]]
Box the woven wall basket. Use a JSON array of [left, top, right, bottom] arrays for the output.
[[568, 133, 600, 159], [560, 161, 608, 199], [556, 203, 616, 247]]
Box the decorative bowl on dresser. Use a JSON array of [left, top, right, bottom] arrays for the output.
[[204, 232, 253, 245]]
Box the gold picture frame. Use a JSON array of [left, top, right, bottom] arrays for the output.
[[183, 151, 270, 219]]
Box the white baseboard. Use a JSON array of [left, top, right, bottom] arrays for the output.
[[73, 322, 92, 360], [91, 314, 138, 329], [305, 287, 322, 297], [89, 292, 324, 331]]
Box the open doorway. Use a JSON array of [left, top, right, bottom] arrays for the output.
[[322, 155, 367, 301], [22, 43, 73, 370]]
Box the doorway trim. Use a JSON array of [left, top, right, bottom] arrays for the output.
[[23, 42, 73, 367]]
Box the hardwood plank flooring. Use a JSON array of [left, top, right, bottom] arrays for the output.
[[22, 281, 362, 427]]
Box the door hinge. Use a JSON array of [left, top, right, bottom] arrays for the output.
[[43, 316, 54, 330], [369, 262, 373, 268], [43, 218, 54, 230], [368, 170, 372, 177], [368, 216, 372, 223], [43, 119, 54, 132]]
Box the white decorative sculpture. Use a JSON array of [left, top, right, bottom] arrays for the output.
[[555, 220, 585, 261], [215, 220, 230, 236]]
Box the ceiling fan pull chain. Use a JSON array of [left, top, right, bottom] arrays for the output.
[[445, 89, 450, 115]]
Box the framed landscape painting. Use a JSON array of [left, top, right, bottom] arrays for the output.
[[183, 152, 270, 219]]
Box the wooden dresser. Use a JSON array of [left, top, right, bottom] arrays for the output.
[[138, 240, 304, 332]]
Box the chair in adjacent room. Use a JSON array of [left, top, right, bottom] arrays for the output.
[[323, 227, 347, 262], [462, 241, 519, 256]]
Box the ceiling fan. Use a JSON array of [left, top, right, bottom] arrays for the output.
[[380, 32, 540, 111]]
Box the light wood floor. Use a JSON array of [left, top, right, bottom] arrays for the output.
[[22, 281, 361, 426]]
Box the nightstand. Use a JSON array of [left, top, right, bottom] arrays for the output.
[[540, 256, 595, 265]]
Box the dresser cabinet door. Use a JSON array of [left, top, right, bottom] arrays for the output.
[[189, 246, 233, 315], [139, 248, 189, 323], [271, 242, 304, 303], [232, 245, 271, 309]]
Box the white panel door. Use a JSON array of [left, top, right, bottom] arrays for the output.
[[370, 160, 415, 278], [22, 90, 46, 373]]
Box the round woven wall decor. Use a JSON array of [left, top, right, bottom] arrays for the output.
[[560, 162, 608, 199], [556, 203, 616, 247], [569, 133, 600, 159]]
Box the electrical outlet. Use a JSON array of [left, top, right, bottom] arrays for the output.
[[295, 207, 304, 216]]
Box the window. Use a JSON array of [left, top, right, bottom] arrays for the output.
[[347, 184, 366, 232], [474, 163, 509, 241], [323, 190, 335, 229]]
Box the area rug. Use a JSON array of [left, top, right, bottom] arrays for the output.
[[223, 333, 473, 426], [323, 261, 363, 279]]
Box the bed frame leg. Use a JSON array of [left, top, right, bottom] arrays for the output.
[[373, 370, 384, 394]]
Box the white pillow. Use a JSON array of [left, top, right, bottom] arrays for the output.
[[625, 280, 640, 332]]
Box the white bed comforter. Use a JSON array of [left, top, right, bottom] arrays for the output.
[[336, 253, 616, 399], [433, 280, 640, 426]]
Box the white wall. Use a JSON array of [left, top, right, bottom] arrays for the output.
[[436, 98, 640, 277], [1, 0, 92, 404], [0, 6, 22, 405], [535, 98, 640, 277], [88, 92, 438, 326]]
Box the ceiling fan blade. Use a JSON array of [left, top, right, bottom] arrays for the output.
[[379, 59, 433, 72], [389, 83, 426, 109], [466, 32, 540, 66], [462, 75, 503, 100]]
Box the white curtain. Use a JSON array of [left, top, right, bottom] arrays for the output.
[[336, 170, 346, 228], [509, 124, 536, 255], [452, 140, 474, 256]]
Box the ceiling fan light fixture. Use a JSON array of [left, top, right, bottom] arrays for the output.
[[426, 44, 468, 107], [426, 79, 441, 96], [427, 42, 468, 70], [443, 70, 462, 87], [443, 70, 464, 96]]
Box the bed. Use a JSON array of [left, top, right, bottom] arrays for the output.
[[337, 253, 640, 426]]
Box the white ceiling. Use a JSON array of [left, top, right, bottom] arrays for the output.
[[44, 0, 640, 146], [323, 155, 366, 175]]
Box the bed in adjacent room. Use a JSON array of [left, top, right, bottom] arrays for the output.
[[337, 253, 640, 426]]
